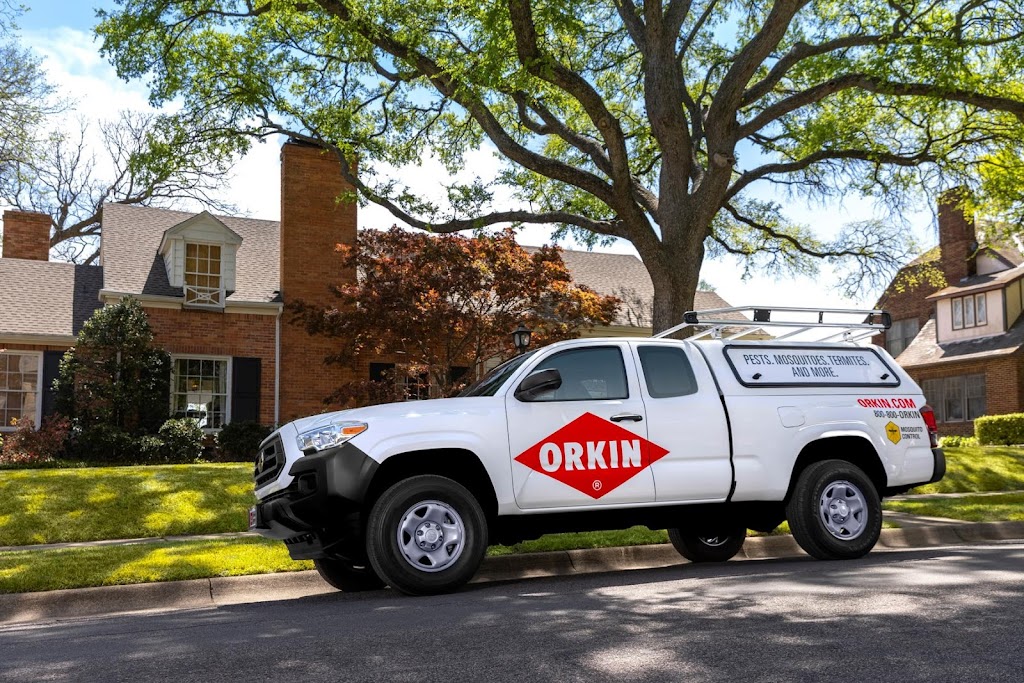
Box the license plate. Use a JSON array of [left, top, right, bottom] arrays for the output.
[[248, 506, 258, 530]]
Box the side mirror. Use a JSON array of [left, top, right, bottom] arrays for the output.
[[515, 368, 562, 401]]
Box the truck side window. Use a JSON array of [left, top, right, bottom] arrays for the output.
[[531, 347, 628, 401], [637, 346, 698, 398]]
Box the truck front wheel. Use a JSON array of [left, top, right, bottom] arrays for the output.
[[366, 475, 488, 596], [313, 557, 386, 592], [668, 527, 746, 562], [786, 459, 882, 560]]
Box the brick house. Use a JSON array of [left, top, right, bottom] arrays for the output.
[[874, 190, 1024, 436], [0, 140, 738, 434]]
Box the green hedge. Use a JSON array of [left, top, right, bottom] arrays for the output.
[[975, 413, 1024, 446]]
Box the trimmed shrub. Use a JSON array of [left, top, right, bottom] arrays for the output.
[[158, 418, 205, 463], [0, 415, 72, 465], [216, 421, 272, 462], [72, 424, 139, 464], [938, 435, 979, 448], [975, 414, 1024, 446]]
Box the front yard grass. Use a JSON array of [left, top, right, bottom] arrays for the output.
[[914, 446, 1024, 493], [884, 493, 1024, 523], [0, 537, 310, 594], [0, 464, 253, 547]]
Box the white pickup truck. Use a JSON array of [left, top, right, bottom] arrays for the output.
[[250, 307, 944, 595]]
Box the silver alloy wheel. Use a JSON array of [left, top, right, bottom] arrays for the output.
[[396, 499, 466, 573], [818, 479, 867, 540], [698, 535, 729, 547]]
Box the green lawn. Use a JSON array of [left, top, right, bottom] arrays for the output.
[[914, 446, 1024, 494], [0, 464, 253, 547], [884, 493, 1024, 523], [0, 537, 311, 594]]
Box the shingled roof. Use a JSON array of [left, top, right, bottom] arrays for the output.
[[896, 317, 1024, 368], [524, 246, 733, 328], [0, 260, 103, 339], [101, 204, 281, 303]]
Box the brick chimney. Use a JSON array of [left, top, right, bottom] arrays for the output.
[[278, 140, 359, 420], [937, 187, 977, 284], [1, 211, 51, 261]]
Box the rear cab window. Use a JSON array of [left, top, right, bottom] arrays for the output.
[[637, 345, 699, 398]]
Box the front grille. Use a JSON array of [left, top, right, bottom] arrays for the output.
[[254, 436, 285, 488]]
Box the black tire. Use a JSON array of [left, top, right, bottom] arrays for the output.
[[668, 526, 746, 562], [366, 475, 488, 596], [314, 557, 386, 592], [786, 459, 882, 560]]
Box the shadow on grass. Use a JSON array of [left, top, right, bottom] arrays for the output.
[[0, 537, 312, 593], [0, 464, 254, 546]]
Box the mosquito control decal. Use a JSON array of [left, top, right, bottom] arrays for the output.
[[514, 412, 670, 499]]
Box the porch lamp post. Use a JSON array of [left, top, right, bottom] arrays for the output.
[[511, 323, 533, 355]]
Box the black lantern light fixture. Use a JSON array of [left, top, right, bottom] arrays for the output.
[[511, 323, 533, 355]]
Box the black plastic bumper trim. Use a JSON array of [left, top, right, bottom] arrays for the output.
[[927, 447, 946, 485]]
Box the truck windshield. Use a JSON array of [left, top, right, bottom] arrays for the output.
[[458, 351, 537, 397]]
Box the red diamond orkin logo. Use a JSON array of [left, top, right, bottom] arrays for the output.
[[514, 412, 670, 499]]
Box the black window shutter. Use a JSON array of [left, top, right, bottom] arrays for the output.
[[231, 357, 261, 424], [41, 351, 64, 418]]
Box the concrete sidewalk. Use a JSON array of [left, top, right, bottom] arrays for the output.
[[2, 519, 1023, 627]]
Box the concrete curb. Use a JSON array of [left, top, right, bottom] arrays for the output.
[[2, 520, 1023, 627]]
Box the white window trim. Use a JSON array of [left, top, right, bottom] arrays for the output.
[[951, 293, 987, 331], [170, 354, 232, 432], [183, 240, 226, 309], [0, 351, 43, 432]]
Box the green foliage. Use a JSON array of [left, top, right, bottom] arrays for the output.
[[0, 463, 253, 546], [975, 414, 1024, 446], [216, 421, 272, 462], [55, 296, 170, 438], [939, 435, 979, 448], [158, 418, 206, 464], [95, 1, 1024, 328]]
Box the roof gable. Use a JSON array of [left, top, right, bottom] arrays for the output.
[[158, 211, 243, 253]]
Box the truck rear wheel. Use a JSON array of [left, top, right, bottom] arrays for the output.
[[314, 557, 386, 592], [668, 527, 746, 562], [786, 459, 882, 560], [366, 475, 488, 596]]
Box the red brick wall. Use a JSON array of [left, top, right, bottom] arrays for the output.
[[145, 307, 278, 426], [873, 190, 978, 349], [937, 187, 977, 285], [908, 356, 1021, 437], [278, 141, 360, 421], [2, 211, 51, 261]]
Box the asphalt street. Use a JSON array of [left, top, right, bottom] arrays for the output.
[[1, 543, 1022, 683]]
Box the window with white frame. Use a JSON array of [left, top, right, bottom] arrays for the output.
[[184, 243, 224, 307], [0, 352, 40, 430], [951, 293, 988, 330], [171, 357, 229, 429], [922, 374, 986, 423], [886, 318, 920, 357]]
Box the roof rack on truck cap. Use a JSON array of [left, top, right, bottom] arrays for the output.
[[655, 305, 892, 343]]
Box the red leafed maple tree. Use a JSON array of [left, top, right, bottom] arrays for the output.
[[291, 227, 620, 406]]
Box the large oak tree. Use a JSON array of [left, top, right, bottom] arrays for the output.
[[98, 1, 1024, 331]]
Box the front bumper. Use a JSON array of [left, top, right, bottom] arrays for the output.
[[250, 441, 379, 560]]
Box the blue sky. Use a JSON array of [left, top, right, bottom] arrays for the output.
[[12, 1, 939, 313]]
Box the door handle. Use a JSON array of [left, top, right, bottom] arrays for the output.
[[610, 413, 643, 423]]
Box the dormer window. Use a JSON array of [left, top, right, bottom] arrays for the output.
[[185, 243, 224, 307], [952, 293, 987, 330], [159, 211, 242, 309]]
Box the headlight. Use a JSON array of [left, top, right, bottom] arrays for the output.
[[296, 421, 368, 454]]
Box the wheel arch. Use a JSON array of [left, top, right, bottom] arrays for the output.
[[365, 448, 499, 520], [786, 435, 887, 503]]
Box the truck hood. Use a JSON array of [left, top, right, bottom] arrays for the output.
[[287, 396, 498, 435]]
